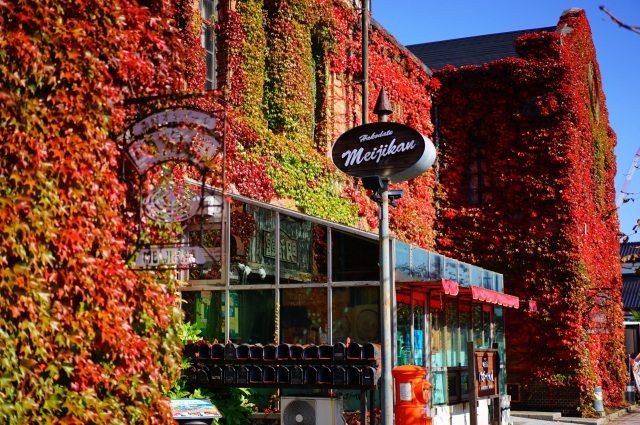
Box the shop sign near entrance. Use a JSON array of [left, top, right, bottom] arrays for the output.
[[264, 231, 299, 264], [331, 122, 436, 183], [125, 108, 219, 175], [474, 349, 500, 398], [122, 107, 224, 271], [135, 245, 208, 269]]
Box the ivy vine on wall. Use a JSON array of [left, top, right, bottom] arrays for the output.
[[434, 9, 626, 413]]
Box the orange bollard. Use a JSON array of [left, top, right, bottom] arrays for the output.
[[392, 365, 433, 425]]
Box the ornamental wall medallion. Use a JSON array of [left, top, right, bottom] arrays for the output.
[[122, 107, 225, 272]]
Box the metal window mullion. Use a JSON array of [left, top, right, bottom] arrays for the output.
[[410, 288, 415, 365], [327, 227, 333, 344], [274, 212, 281, 344], [222, 194, 231, 342]]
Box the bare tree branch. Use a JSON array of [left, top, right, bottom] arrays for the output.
[[600, 5, 640, 35]]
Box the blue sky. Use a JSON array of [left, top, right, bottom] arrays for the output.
[[373, 1, 640, 240]]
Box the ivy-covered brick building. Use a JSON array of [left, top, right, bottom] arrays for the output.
[[175, 1, 628, 420], [409, 8, 626, 415]]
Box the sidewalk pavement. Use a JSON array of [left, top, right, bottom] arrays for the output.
[[511, 405, 639, 425]]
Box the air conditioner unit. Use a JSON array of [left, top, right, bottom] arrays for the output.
[[280, 396, 345, 425]]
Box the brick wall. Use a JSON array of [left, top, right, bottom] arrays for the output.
[[511, 383, 581, 417]]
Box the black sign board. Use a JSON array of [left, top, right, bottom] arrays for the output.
[[331, 122, 436, 183]]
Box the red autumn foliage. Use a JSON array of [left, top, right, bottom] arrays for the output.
[[434, 9, 626, 412], [0, 0, 203, 422]]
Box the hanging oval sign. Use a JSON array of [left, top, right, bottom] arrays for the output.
[[331, 122, 436, 183]]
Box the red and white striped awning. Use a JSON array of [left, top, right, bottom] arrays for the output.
[[396, 278, 519, 309]]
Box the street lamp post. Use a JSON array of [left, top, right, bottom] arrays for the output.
[[373, 91, 394, 425], [331, 87, 436, 425]]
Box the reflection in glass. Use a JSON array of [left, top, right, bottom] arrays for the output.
[[446, 300, 459, 367], [473, 304, 483, 348], [458, 262, 470, 287], [471, 265, 482, 287], [461, 372, 469, 399], [444, 258, 458, 282], [495, 306, 505, 393], [430, 253, 443, 280], [397, 302, 412, 366], [396, 242, 411, 281], [229, 202, 276, 285], [412, 248, 429, 280], [447, 374, 459, 399], [280, 217, 327, 283], [280, 288, 327, 345], [459, 302, 471, 366], [431, 371, 446, 405], [495, 274, 503, 293], [181, 290, 225, 343], [332, 287, 380, 344], [414, 304, 425, 367], [396, 303, 424, 366], [187, 227, 222, 281], [331, 231, 378, 281], [230, 289, 275, 344], [431, 299, 445, 368], [483, 309, 492, 347], [483, 270, 493, 290]]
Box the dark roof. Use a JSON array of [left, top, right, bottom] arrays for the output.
[[621, 242, 640, 260], [406, 27, 556, 71], [623, 275, 640, 309], [370, 18, 432, 76]]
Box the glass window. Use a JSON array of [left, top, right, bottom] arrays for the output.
[[414, 304, 425, 367], [200, 0, 217, 90], [395, 241, 411, 281], [230, 202, 276, 285], [431, 371, 447, 405], [447, 373, 459, 400], [483, 270, 493, 290], [473, 304, 483, 348], [331, 231, 378, 282], [458, 262, 470, 287], [483, 307, 492, 347], [182, 192, 223, 282], [181, 290, 225, 343], [187, 224, 223, 281], [471, 265, 482, 287], [280, 287, 327, 345], [446, 300, 459, 367], [461, 372, 469, 400], [495, 274, 503, 293], [494, 306, 505, 392], [397, 302, 412, 366], [459, 302, 471, 366], [430, 253, 443, 280], [229, 289, 275, 344], [444, 258, 458, 282], [430, 299, 445, 369], [412, 248, 429, 280], [332, 287, 380, 344], [279, 217, 327, 284]]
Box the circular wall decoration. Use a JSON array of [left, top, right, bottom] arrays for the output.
[[355, 309, 379, 342], [143, 183, 200, 223]]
